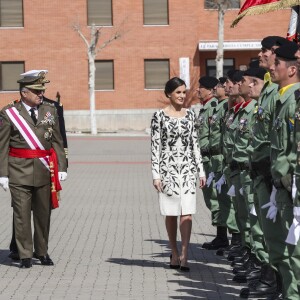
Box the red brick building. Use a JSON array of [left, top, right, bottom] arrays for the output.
[[0, 0, 290, 131]]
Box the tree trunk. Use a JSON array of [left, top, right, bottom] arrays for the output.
[[216, 4, 225, 78], [88, 53, 97, 135]]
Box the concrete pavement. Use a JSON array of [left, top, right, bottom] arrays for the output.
[[0, 135, 244, 299]]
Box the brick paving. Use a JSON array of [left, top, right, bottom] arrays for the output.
[[0, 135, 245, 300]]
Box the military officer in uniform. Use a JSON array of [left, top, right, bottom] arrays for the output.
[[0, 71, 67, 268], [208, 77, 241, 253], [267, 42, 300, 300], [292, 44, 300, 298], [8, 70, 69, 261], [223, 71, 248, 262], [229, 69, 260, 285], [196, 76, 229, 250], [241, 36, 289, 300]]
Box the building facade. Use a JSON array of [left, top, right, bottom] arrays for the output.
[[0, 0, 290, 132]]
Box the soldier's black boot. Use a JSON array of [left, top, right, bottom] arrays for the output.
[[216, 232, 241, 256], [201, 235, 217, 249], [232, 255, 262, 284], [258, 271, 283, 300], [227, 245, 249, 262], [204, 226, 229, 250], [239, 264, 277, 298]]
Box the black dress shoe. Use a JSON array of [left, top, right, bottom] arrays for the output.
[[8, 251, 20, 261], [33, 253, 54, 266], [19, 258, 32, 268]]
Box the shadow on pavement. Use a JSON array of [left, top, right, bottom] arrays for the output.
[[107, 239, 242, 299], [0, 249, 20, 267]]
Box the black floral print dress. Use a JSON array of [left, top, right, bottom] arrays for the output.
[[151, 109, 205, 216]]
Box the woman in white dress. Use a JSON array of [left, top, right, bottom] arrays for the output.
[[151, 77, 206, 271]]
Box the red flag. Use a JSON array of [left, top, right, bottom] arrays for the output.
[[287, 6, 300, 43], [239, 0, 279, 14], [231, 0, 299, 27]]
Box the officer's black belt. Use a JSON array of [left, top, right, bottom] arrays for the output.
[[229, 160, 239, 171], [210, 147, 222, 156], [201, 148, 210, 157], [238, 161, 250, 171], [229, 160, 250, 171], [272, 178, 284, 189], [250, 158, 271, 178]]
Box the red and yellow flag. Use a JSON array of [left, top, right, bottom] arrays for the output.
[[231, 0, 300, 27]]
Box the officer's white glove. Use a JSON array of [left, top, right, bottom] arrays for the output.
[[292, 175, 297, 200], [0, 177, 9, 191], [286, 207, 300, 245], [250, 204, 257, 216], [206, 172, 214, 187], [294, 206, 300, 222], [215, 174, 226, 194], [227, 184, 235, 197], [239, 187, 244, 196], [261, 185, 277, 222], [58, 172, 67, 181]]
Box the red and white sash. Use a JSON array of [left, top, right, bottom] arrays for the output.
[[5, 106, 50, 171]]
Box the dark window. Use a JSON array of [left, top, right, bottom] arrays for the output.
[[0, 0, 23, 27], [0, 62, 24, 91], [143, 0, 169, 25], [204, 0, 240, 9], [95, 60, 114, 90], [206, 59, 235, 77], [87, 0, 112, 26], [144, 59, 169, 89]]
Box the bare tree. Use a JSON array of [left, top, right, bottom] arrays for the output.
[[73, 23, 121, 135], [206, 0, 240, 78]]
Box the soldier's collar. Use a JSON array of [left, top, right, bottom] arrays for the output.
[[279, 83, 296, 96], [202, 96, 214, 107]]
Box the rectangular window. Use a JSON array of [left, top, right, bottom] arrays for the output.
[[204, 0, 240, 9], [0, 0, 23, 27], [144, 59, 169, 89], [95, 60, 114, 90], [0, 62, 24, 91], [87, 0, 112, 26], [143, 0, 168, 25], [206, 58, 235, 77]]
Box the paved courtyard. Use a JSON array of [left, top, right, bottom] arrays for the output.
[[0, 135, 244, 299]]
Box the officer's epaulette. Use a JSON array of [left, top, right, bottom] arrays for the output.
[[8, 99, 20, 106], [211, 101, 217, 108], [295, 89, 300, 102], [43, 101, 55, 107], [222, 101, 228, 109]]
